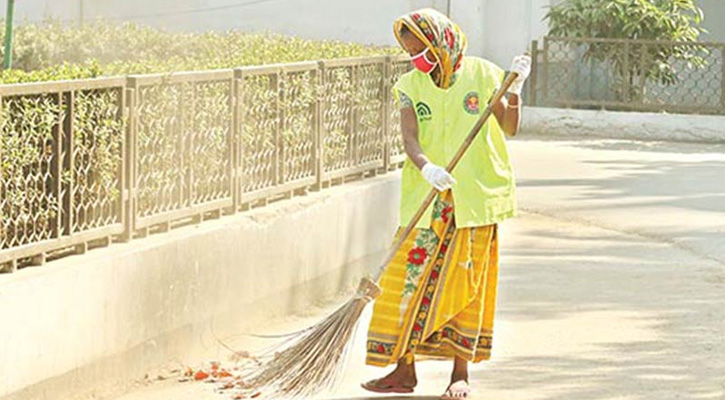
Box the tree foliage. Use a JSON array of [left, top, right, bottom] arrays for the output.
[[546, 0, 704, 41], [545, 0, 707, 100]]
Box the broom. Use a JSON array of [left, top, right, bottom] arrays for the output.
[[233, 70, 521, 399]]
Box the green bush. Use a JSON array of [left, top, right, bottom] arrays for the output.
[[546, 0, 704, 41], [545, 0, 707, 101], [0, 20, 402, 83]]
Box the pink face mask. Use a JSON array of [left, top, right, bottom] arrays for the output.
[[411, 48, 437, 74]]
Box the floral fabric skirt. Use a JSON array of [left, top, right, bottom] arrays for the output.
[[365, 190, 500, 366]]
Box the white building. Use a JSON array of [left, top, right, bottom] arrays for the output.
[[1, 0, 723, 68]]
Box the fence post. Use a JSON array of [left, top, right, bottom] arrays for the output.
[[279, 67, 287, 189], [272, 72, 281, 186], [721, 44, 725, 110], [0, 96, 2, 245], [542, 37, 550, 106], [234, 68, 247, 207], [116, 85, 127, 242], [230, 73, 241, 211], [350, 65, 359, 171], [313, 63, 323, 191], [178, 81, 190, 216], [382, 56, 392, 171], [122, 78, 138, 242], [187, 82, 197, 213], [318, 61, 327, 187], [529, 40, 538, 106], [0, 93, 8, 272], [49, 91, 64, 253], [61, 91, 74, 241], [623, 40, 630, 103], [640, 42, 648, 104]]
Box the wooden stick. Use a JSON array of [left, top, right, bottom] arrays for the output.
[[372, 71, 520, 282]]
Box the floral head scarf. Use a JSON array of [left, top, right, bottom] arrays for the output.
[[393, 8, 468, 89]]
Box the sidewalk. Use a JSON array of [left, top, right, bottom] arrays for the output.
[[111, 211, 725, 400], [109, 138, 725, 400]]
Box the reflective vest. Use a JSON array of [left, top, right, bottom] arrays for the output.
[[393, 56, 517, 228]]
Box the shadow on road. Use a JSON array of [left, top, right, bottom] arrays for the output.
[[487, 213, 725, 400], [514, 138, 725, 271], [328, 397, 438, 400]]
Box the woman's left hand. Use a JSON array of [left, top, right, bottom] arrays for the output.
[[508, 55, 531, 95]]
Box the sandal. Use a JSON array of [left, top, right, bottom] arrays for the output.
[[361, 378, 415, 394], [440, 380, 471, 399]]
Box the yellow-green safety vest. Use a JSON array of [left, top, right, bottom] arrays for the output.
[[393, 56, 517, 229]]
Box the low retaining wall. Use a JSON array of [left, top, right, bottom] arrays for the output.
[[522, 106, 725, 143], [0, 173, 401, 400]]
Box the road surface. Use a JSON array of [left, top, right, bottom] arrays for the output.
[[111, 137, 725, 400]]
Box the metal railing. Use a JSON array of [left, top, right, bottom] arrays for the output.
[[528, 37, 725, 115], [0, 55, 412, 272]]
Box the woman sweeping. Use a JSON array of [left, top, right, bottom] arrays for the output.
[[362, 8, 530, 399]]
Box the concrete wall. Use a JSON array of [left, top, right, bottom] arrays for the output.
[[0, 0, 553, 67], [700, 0, 725, 42], [521, 106, 725, 143], [475, 0, 552, 69], [0, 173, 401, 400], [3, 0, 442, 45]]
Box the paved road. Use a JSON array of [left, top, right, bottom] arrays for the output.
[[112, 138, 725, 400], [513, 138, 725, 268]]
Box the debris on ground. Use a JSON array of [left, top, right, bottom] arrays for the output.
[[170, 360, 259, 399]]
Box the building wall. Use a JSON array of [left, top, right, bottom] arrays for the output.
[[0, 0, 554, 67], [473, 0, 553, 69], [700, 0, 725, 42], [1, 0, 721, 65], [3, 0, 440, 46]]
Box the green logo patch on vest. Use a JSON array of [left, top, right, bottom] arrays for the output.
[[463, 92, 480, 114], [416, 101, 433, 121]]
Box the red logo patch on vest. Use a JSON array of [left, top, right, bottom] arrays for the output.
[[463, 92, 479, 114]]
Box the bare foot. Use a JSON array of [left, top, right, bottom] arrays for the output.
[[361, 363, 417, 393], [440, 380, 471, 399]]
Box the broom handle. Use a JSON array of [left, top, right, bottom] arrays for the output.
[[372, 71, 520, 283]]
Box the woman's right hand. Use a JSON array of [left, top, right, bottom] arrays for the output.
[[421, 162, 457, 191]]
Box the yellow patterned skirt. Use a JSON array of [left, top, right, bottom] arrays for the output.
[[366, 190, 500, 366]]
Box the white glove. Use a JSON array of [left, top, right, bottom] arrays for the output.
[[421, 162, 456, 192], [508, 54, 531, 95]]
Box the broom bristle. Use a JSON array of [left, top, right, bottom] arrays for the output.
[[235, 277, 381, 399]]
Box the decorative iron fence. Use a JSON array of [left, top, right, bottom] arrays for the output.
[[0, 55, 412, 272], [528, 37, 725, 115]]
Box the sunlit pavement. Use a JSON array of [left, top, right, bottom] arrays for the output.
[[112, 138, 725, 400]]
